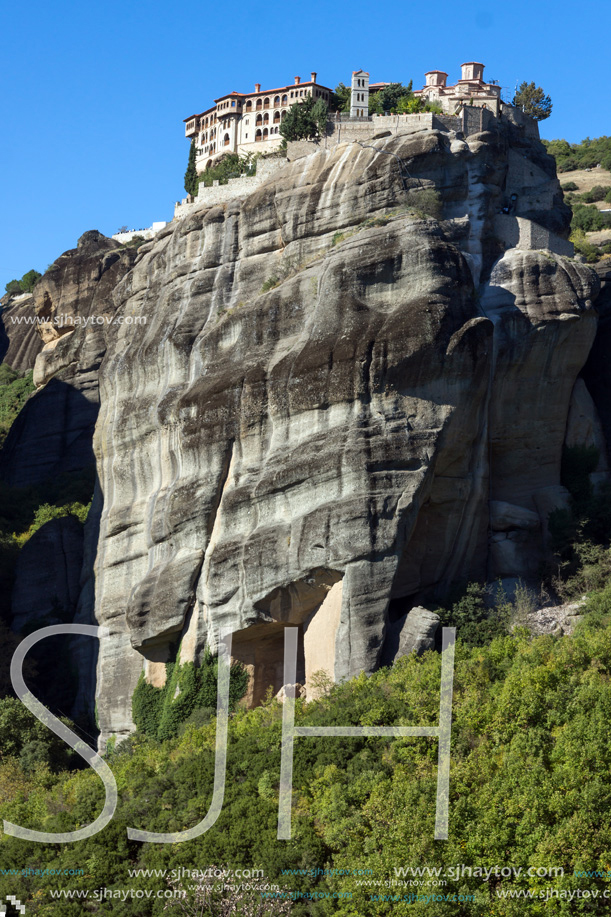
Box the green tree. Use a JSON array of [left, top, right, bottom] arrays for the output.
[[4, 279, 22, 295], [331, 82, 351, 113], [184, 139, 198, 197], [280, 96, 328, 142], [369, 81, 413, 114], [513, 81, 553, 120], [196, 152, 257, 189], [19, 269, 41, 293]]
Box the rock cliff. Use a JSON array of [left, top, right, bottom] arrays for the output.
[[2, 121, 603, 747], [0, 293, 43, 373]]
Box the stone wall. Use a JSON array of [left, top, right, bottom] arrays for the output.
[[112, 222, 167, 244], [288, 108, 534, 165], [494, 215, 574, 257], [173, 157, 286, 219]]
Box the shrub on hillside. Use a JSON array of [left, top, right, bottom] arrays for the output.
[[132, 649, 248, 740], [0, 368, 34, 446], [543, 135, 611, 173], [196, 152, 257, 188], [581, 185, 609, 203]]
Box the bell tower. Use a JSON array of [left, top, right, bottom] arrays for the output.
[[351, 70, 369, 118]]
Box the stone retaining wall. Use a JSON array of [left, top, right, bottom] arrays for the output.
[[174, 157, 286, 219]]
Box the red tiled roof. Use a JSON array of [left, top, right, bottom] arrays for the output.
[[213, 80, 332, 104]]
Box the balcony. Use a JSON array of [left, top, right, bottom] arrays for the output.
[[185, 120, 199, 137]]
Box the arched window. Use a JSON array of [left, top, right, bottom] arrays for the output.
[[255, 129, 262, 142], [246, 100, 252, 111], [274, 95, 280, 106], [281, 109, 287, 120], [256, 99, 262, 110], [263, 127, 268, 138], [256, 114, 262, 125], [282, 94, 288, 104], [263, 97, 270, 109], [273, 110, 280, 123], [224, 133, 230, 146], [263, 112, 269, 124]]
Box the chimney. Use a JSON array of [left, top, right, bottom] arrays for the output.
[[255, 83, 261, 93], [294, 75, 301, 85], [311, 71, 317, 83]]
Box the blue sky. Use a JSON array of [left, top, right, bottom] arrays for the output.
[[1, 0, 609, 290]]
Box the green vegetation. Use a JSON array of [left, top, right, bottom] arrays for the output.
[[132, 649, 248, 741], [184, 140, 198, 197], [0, 698, 78, 773], [569, 202, 611, 234], [4, 269, 42, 296], [436, 582, 509, 646], [546, 444, 611, 599], [0, 365, 34, 447], [196, 152, 257, 188], [543, 136, 611, 172], [580, 185, 610, 203], [261, 276, 280, 293], [367, 81, 441, 116], [570, 228, 611, 263], [280, 96, 328, 142], [544, 136, 611, 258], [330, 82, 351, 112], [512, 81, 552, 120], [5, 606, 611, 913], [331, 81, 442, 117]]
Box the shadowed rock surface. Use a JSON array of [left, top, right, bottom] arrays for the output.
[[0, 293, 43, 372], [0, 231, 137, 488]]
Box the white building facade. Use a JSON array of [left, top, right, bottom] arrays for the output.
[[414, 61, 502, 115], [184, 73, 333, 172]]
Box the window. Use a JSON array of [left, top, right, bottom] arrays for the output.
[[232, 100, 236, 107], [263, 112, 269, 124], [263, 97, 270, 109], [255, 129, 262, 142], [273, 110, 280, 123], [224, 133, 230, 146], [256, 114, 262, 125], [263, 127, 268, 138], [256, 99, 262, 110], [246, 100, 252, 110], [282, 94, 288, 104], [274, 95, 280, 106]]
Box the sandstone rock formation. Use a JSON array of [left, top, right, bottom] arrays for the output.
[[84, 125, 599, 745], [0, 293, 43, 372], [2, 122, 604, 747], [395, 607, 441, 660], [0, 231, 137, 488]]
